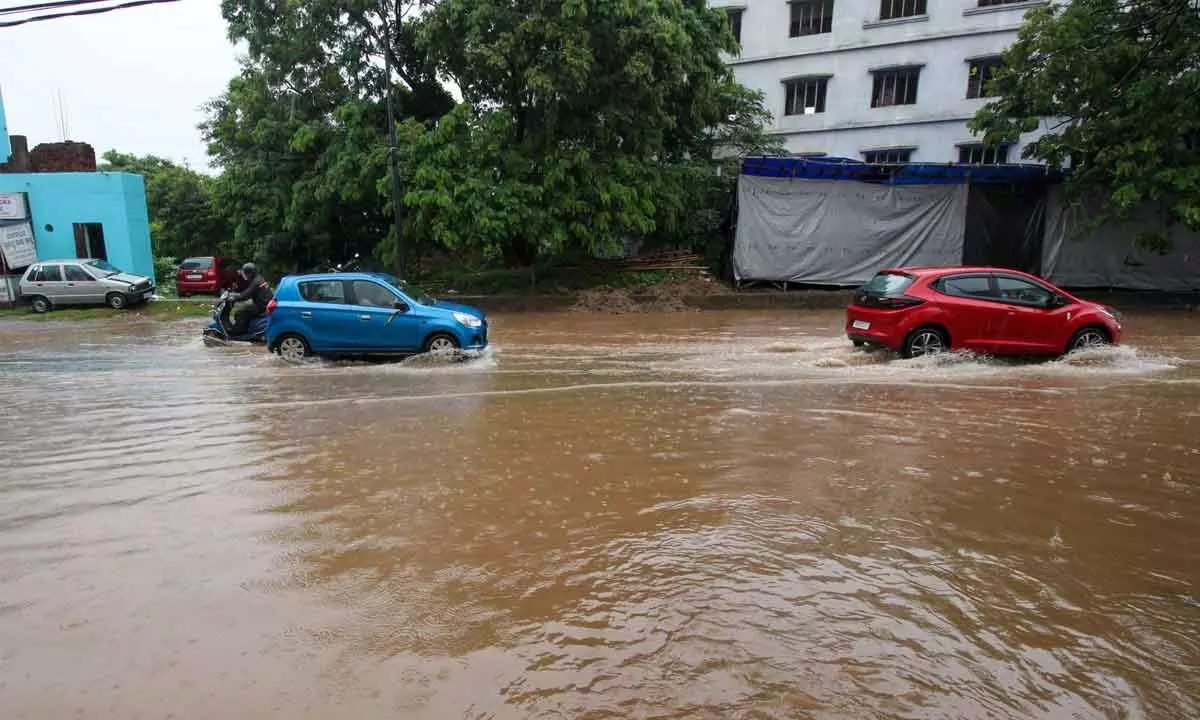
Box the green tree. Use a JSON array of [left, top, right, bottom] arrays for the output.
[[204, 0, 454, 274], [969, 0, 1200, 243], [99, 150, 231, 263], [398, 0, 779, 266]]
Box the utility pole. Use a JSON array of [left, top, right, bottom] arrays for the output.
[[382, 12, 405, 277]]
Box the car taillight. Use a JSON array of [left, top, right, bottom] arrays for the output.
[[266, 298, 277, 315], [877, 296, 924, 309]]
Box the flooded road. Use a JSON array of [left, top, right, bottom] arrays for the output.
[[0, 309, 1197, 719]]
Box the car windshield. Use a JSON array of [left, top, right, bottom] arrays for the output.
[[373, 273, 436, 305], [84, 259, 122, 276], [861, 272, 914, 296]]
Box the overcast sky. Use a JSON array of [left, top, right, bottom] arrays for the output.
[[0, 0, 241, 172]]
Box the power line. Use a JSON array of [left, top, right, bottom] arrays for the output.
[[0, 0, 178, 27], [0, 0, 120, 16]]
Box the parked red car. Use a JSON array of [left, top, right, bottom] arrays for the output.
[[846, 266, 1123, 358], [176, 256, 243, 296]]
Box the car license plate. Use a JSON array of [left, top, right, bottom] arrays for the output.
[[187, 273, 202, 280], [852, 320, 871, 330]]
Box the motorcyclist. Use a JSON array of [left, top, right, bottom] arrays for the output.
[[228, 262, 273, 336]]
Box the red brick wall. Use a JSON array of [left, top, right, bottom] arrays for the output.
[[29, 141, 97, 172]]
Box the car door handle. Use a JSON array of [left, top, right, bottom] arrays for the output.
[[301, 311, 312, 318], [359, 314, 372, 320]]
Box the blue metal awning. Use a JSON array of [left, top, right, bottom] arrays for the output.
[[739, 156, 1063, 185]]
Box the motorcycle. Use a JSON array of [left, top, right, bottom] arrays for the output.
[[202, 290, 268, 347], [310, 252, 363, 274]]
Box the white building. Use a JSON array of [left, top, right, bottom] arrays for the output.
[[715, 0, 1051, 163]]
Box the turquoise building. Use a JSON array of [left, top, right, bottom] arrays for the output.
[[0, 86, 154, 279]]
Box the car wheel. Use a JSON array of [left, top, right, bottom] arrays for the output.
[[106, 292, 128, 310], [29, 295, 51, 313], [852, 339, 866, 348], [276, 334, 311, 363], [424, 333, 460, 354], [1068, 327, 1110, 352], [902, 326, 948, 359]]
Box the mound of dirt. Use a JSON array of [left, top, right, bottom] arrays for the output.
[[571, 287, 641, 313], [569, 273, 726, 313], [641, 282, 697, 313]]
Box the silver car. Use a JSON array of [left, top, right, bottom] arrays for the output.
[[19, 258, 156, 313]]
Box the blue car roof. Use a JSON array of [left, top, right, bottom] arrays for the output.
[[280, 271, 400, 283]]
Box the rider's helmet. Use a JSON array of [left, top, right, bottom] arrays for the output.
[[241, 262, 258, 277]]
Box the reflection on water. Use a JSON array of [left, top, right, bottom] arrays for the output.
[[0, 310, 1197, 719]]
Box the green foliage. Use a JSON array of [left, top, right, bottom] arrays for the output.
[[99, 151, 231, 263], [969, 0, 1200, 246], [153, 256, 178, 291], [205, 0, 454, 276], [204, 0, 777, 275], [401, 0, 780, 266]]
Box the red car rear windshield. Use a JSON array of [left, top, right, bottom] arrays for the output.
[[861, 272, 915, 295], [180, 257, 214, 270]]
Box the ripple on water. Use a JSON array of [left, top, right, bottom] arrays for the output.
[[489, 505, 1169, 718], [0, 310, 1196, 719]]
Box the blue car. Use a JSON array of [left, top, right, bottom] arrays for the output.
[[265, 272, 488, 362]]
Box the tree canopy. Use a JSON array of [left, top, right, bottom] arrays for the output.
[[401, 0, 778, 266], [969, 0, 1200, 242], [201, 0, 777, 273], [203, 0, 453, 273]]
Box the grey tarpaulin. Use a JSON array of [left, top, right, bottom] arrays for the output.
[[1043, 186, 1200, 292], [732, 176, 967, 286], [961, 182, 1047, 275]]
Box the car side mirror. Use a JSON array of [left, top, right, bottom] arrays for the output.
[[392, 300, 409, 312]]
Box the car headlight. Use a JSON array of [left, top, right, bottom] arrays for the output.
[[453, 311, 482, 328]]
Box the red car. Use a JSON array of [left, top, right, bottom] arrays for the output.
[[846, 266, 1123, 358], [176, 256, 243, 296]]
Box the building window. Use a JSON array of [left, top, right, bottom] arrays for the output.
[[871, 67, 921, 107], [959, 144, 1010, 164], [790, 0, 834, 37], [725, 8, 744, 44], [977, 0, 1031, 6], [966, 57, 1003, 98], [784, 77, 829, 115], [863, 148, 914, 163], [879, 0, 926, 20], [73, 223, 108, 261]]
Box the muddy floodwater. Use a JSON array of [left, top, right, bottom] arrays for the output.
[[0, 309, 1197, 719]]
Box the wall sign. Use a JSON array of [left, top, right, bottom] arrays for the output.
[[0, 192, 27, 220], [0, 222, 37, 268]]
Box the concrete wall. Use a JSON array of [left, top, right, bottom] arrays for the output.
[[0, 86, 11, 164], [0, 172, 154, 278], [715, 0, 1051, 161]]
